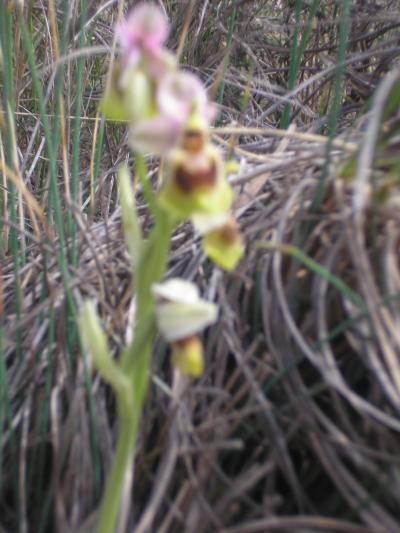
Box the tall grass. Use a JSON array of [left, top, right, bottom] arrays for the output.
[[1, 2, 105, 529]]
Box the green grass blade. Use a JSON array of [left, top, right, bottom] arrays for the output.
[[281, 0, 321, 128], [70, 0, 90, 266], [217, 5, 237, 106], [311, 0, 350, 211], [257, 240, 365, 309]]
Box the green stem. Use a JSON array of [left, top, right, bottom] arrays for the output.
[[97, 411, 138, 533], [97, 337, 152, 532], [96, 157, 174, 532]]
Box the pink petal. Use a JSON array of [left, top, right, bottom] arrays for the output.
[[204, 102, 218, 125], [116, 3, 169, 55], [157, 71, 209, 125], [124, 47, 142, 69], [146, 48, 176, 80], [115, 20, 139, 50], [130, 115, 181, 155]]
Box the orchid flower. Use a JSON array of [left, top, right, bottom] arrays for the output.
[[102, 3, 174, 122], [90, 6, 245, 531], [116, 3, 169, 63], [129, 70, 215, 155], [152, 278, 218, 376], [117, 3, 175, 80], [155, 110, 233, 217], [192, 213, 245, 271]]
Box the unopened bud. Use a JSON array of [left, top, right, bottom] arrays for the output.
[[78, 301, 129, 398]]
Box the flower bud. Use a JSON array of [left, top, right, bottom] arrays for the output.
[[101, 64, 152, 123], [118, 165, 142, 266], [116, 3, 169, 61], [192, 214, 244, 271], [78, 301, 129, 396]]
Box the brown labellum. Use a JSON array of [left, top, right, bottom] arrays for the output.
[[219, 218, 241, 245], [174, 160, 217, 193]]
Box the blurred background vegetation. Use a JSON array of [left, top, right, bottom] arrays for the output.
[[1, 1, 400, 531]]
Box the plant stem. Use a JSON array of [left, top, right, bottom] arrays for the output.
[[97, 410, 138, 533], [96, 156, 175, 532]]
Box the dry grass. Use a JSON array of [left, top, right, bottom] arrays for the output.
[[2, 1, 400, 532]]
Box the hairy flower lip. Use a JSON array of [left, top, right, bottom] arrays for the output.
[[202, 220, 244, 271], [158, 179, 234, 220], [192, 214, 244, 271], [168, 144, 223, 193], [174, 160, 217, 193]]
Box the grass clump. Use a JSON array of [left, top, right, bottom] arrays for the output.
[[1, 1, 400, 532]]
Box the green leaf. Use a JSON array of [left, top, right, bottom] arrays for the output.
[[78, 301, 131, 408]]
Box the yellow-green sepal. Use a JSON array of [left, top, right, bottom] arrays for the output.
[[203, 230, 244, 271], [100, 85, 130, 122], [100, 65, 153, 123], [121, 67, 153, 123], [158, 179, 234, 220]]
